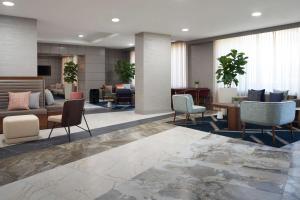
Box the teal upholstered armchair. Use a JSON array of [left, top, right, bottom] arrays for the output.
[[172, 94, 206, 122], [240, 101, 296, 144]]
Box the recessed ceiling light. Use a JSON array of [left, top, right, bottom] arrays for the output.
[[112, 18, 120, 23], [252, 12, 262, 17], [129, 43, 134, 46], [78, 34, 84, 38], [2, 1, 15, 6], [181, 28, 189, 32]]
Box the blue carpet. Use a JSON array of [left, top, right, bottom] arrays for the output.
[[173, 116, 300, 148]]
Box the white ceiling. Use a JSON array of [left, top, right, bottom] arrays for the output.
[[1, 0, 300, 49]]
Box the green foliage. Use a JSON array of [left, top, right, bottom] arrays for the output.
[[216, 49, 248, 88], [63, 61, 79, 84], [115, 60, 135, 83]]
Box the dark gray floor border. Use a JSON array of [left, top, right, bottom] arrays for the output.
[[0, 113, 173, 160]]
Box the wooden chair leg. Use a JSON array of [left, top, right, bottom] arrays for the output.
[[173, 112, 177, 123], [242, 122, 246, 138], [272, 126, 276, 145], [289, 123, 294, 139]]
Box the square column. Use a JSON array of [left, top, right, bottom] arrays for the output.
[[135, 32, 171, 114]]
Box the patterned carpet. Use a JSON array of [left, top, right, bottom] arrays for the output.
[[172, 116, 300, 148]]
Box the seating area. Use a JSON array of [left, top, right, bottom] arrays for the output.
[[1, 1, 300, 200]]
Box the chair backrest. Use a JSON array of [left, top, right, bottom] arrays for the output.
[[172, 94, 194, 113], [61, 99, 85, 127], [70, 92, 84, 100], [240, 101, 296, 126]]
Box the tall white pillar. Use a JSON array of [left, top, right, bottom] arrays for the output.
[[135, 32, 171, 114]]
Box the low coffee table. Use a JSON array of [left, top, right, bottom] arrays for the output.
[[212, 103, 241, 131]]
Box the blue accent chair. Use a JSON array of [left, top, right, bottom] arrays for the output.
[[240, 101, 296, 144], [172, 94, 206, 122]]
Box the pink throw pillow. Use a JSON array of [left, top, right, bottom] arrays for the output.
[[8, 92, 31, 111]]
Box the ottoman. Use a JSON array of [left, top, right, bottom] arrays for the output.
[[3, 115, 39, 144]]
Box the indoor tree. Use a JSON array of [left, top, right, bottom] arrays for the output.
[[216, 49, 248, 88], [115, 60, 135, 83], [63, 61, 79, 99]]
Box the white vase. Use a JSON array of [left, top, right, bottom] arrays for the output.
[[217, 87, 238, 103], [64, 83, 73, 100]]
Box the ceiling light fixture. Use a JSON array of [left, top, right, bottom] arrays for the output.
[[129, 43, 134, 46], [181, 28, 189, 32], [78, 34, 84, 38], [2, 1, 15, 6], [251, 12, 262, 17], [112, 18, 120, 23]]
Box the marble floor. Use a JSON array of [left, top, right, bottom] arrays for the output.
[[0, 111, 299, 200]]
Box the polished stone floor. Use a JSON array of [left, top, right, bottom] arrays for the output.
[[0, 111, 299, 200]]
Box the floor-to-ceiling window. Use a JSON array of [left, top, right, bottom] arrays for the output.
[[214, 27, 300, 96], [171, 42, 187, 88]]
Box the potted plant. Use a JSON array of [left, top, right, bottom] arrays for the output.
[[115, 60, 135, 83], [63, 61, 79, 99], [216, 49, 248, 103], [194, 81, 199, 88]]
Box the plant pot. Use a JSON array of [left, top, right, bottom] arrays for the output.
[[217, 87, 238, 103], [64, 83, 73, 100], [194, 83, 199, 88]]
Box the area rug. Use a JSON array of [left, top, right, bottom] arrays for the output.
[[171, 116, 300, 148]]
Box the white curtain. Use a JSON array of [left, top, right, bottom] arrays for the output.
[[171, 42, 187, 88], [214, 27, 300, 96]]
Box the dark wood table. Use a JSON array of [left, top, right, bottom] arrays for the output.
[[212, 102, 241, 131], [171, 88, 210, 108]]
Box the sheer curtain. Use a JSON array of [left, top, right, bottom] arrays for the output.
[[214, 27, 300, 96], [171, 42, 187, 88]]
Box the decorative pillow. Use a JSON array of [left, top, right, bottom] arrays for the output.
[[8, 92, 31, 111], [115, 84, 124, 89], [29, 92, 40, 109], [269, 92, 284, 102], [45, 89, 55, 105], [273, 89, 288, 100], [248, 89, 265, 102]]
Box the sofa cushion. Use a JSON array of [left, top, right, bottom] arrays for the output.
[[0, 108, 47, 118], [29, 92, 41, 109], [273, 89, 289, 100], [8, 92, 31, 111], [248, 89, 265, 102], [269, 92, 284, 102], [46, 103, 63, 113]]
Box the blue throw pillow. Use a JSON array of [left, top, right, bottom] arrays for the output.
[[248, 89, 265, 101], [269, 92, 284, 102]]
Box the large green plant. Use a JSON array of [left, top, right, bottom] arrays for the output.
[[216, 49, 248, 88], [115, 60, 135, 83], [63, 61, 79, 84]]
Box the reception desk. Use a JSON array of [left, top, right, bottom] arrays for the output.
[[171, 88, 211, 108]]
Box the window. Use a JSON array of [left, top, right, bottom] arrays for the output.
[[214, 27, 300, 96]]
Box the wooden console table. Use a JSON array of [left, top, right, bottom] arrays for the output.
[[212, 103, 241, 131], [171, 88, 210, 108]]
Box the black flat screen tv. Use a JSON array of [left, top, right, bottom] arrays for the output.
[[38, 65, 51, 76]]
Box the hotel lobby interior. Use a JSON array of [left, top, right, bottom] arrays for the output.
[[0, 0, 300, 199]]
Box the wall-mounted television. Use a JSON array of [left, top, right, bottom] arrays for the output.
[[38, 65, 51, 76]]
